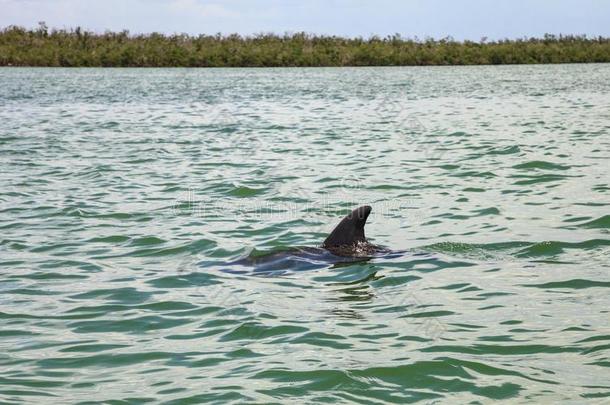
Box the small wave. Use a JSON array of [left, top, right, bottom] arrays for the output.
[[423, 241, 530, 260], [512, 160, 571, 171], [511, 173, 573, 186], [577, 215, 610, 229], [488, 145, 521, 155], [94, 239, 217, 259], [515, 239, 610, 257], [521, 279, 610, 290], [228, 186, 267, 197]]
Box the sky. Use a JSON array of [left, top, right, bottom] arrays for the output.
[[0, 0, 608, 40]]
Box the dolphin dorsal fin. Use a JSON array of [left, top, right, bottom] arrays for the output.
[[323, 205, 372, 248]]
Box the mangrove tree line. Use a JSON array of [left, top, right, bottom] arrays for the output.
[[1, 23, 609, 67]]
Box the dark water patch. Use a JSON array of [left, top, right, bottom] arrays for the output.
[[511, 173, 573, 186], [146, 271, 222, 289], [521, 279, 610, 290], [11, 271, 88, 281], [477, 291, 515, 298], [582, 343, 610, 355], [69, 287, 158, 303], [478, 304, 505, 310], [86, 235, 131, 243], [562, 326, 590, 332], [369, 274, 421, 288], [512, 160, 571, 171], [515, 239, 610, 258], [473, 207, 500, 216], [35, 352, 179, 369], [0, 389, 58, 398], [576, 215, 610, 229], [581, 391, 610, 399], [0, 329, 42, 337], [96, 239, 217, 259], [127, 236, 167, 246], [122, 157, 157, 164], [59, 343, 130, 353], [563, 216, 593, 223], [68, 316, 193, 334], [448, 323, 486, 331], [452, 170, 497, 179], [5, 288, 61, 296], [163, 392, 252, 404], [591, 184, 610, 192], [56, 208, 153, 222], [422, 343, 580, 355], [228, 186, 267, 198], [219, 323, 309, 341], [435, 283, 470, 290], [435, 164, 460, 170], [488, 145, 521, 155], [402, 310, 455, 318], [255, 361, 524, 401], [164, 328, 231, 340], [576, 335, 610, 344], [29, 242, 83, 254], [501, 320, 523, 325]]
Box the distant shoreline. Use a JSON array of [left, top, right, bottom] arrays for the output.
[[1, 63, 608, 69], [2, 24, 609, 67]]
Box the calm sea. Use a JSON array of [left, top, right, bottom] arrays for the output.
[[1, 65, 609, 403]]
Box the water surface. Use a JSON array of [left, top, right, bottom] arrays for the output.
[[1, 65, 609, 403]]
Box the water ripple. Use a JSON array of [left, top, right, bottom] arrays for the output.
[[0, 65, 609, 403]]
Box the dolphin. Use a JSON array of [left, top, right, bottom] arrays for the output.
[[223, 205, 394, 274], [322, 205, 381, 256]]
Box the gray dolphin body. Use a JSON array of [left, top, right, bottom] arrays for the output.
[[226, 206, 392, 274]]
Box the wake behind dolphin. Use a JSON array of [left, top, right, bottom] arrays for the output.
[[224, 206, 401, 274]]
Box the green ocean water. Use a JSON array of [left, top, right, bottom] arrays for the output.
[[0, 65, 609, 404]]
